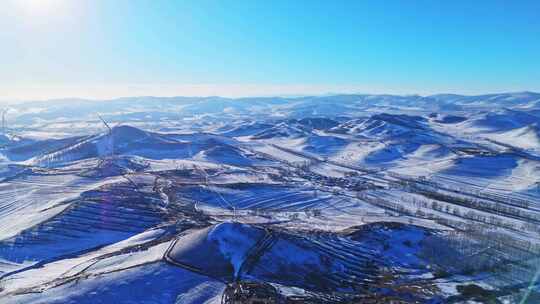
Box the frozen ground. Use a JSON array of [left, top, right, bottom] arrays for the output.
[[0, 92, 539, 303]]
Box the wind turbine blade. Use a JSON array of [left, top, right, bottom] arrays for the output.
[[97, 114, 112, 133]]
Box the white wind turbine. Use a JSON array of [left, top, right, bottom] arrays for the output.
[[97, 114, 115, 160], [1, 109, 8, 135]]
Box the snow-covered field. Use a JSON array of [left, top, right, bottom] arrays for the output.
[[0, 92, 539, 303]]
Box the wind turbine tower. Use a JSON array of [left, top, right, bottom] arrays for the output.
[[1, 109, 7, 135], [97, 114, 114, 159]]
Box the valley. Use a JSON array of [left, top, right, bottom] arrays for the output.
[[0, 93, 539, 303]]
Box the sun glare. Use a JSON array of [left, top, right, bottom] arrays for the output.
[[16, 0, 66, 15]]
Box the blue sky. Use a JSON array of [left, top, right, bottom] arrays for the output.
[[1, 0, 539, 100]]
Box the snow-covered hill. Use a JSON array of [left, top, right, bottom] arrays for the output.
[[1, 92, 540, 303]]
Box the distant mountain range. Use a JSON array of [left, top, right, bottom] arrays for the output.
[[5, 92, 539, 128]]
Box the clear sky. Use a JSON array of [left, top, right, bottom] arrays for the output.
[[1, 0, 539, 100]]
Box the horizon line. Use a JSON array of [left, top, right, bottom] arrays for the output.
[[2, 90, 539, 105], [1, 83, 539, 104]]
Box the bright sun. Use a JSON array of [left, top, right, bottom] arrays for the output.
[[17, 0, 65, 15]]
